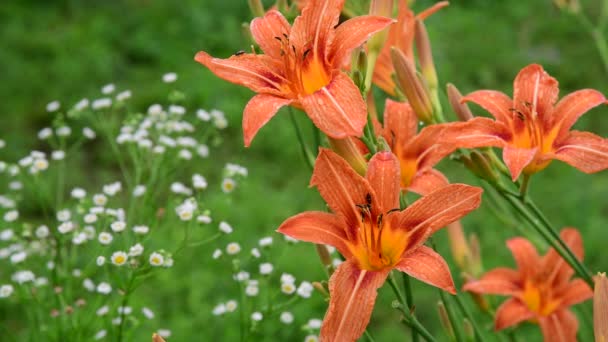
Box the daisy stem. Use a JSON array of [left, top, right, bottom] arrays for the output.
[[387, 274, 436, 342], [288, 108, 314, 171], [402, 274, 419, 342]]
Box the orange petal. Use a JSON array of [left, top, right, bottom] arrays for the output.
[[594, 273, 608, 342], [550, 89, 606, 137], [441, 117, 510, 149], [301, 72, 367, 138], [320, 261, 389, 342], [194, 51, 286, 95], [250, 10, 292, 60], [382, 99, 418, 151], [396, 245, 456, 294], [310, 148, 375, 236], [464, 268, 521, 295], [366, 152, 400, 213], [408, 168, 449, 195], [538, 309, 579, 342], [512, 64, 559, 117], [277, 211, 352, 259], [416, 1, 449, 20], [330, 15, 395, 67], [503, 145, 537, 180], [552, 131, 608, 173], [402, 124, 448, 171], [506, 237, 540, 278], [494, 298, 534, 330], [558, 279, 593, 307], [243, 94, 292, 147], [290, 0, 344, 55], [462, 90, 514, 124], [394, 184, 483, 250]]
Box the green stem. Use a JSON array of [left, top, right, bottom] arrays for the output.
[[518, 174, 531, 200], [453, 294, 491, 342], [364, 329, 376, 342], [117, 273, 137, 342], [288, 108, 314, 171], [386, 274, 437, 342], [497, 188, 593, 286], [438, 291, 465, 342], [402, 274, 419, 342]]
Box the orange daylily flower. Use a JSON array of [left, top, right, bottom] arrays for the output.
[[464, 228, 593, 341], [278, 148, 482, 341], [459, 64, 608, 180], [195, 0, 393, 146], [373, 0, 448, 96], [379, 99, 491, 195]]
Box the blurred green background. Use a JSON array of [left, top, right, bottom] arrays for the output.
[[1, 0, 607, 340]]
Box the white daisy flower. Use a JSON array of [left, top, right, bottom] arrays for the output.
[[219, 221, 233, 234], [46, 101, 61, 112], [128, 243, 144, 257], [280, 311, 294, 324], [133, 225, 149, 235], [251, 312, 263, 321], [259, 263, 273, 275], [96, 256, 106, 266], [226, 242, 241, 255], [221, 178, 236, 193], [162, 72, 177, 83], [149, 252, 164, 266], [110, 221, 126, 233], [98, 232, 113, 245], [111, 251, 128, 266], [0, 284, 14, 298], [97, 282, 112, 294]]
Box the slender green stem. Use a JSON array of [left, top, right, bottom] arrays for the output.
[[386, 274, 437, 342], [364, 329, 376, 342], [453, 294, 491, 342], [402, 274, 419, 342], [117, 273, 136, 342], [288, 108, 314, 170], [518, 174, 530, 200], [497, 188, 594, 286], [438, 291, 465, 342]]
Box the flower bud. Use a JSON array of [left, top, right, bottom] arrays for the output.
[[367, 0, 394, 54], [446, 221, 473, 271], [447, 83, 474, 121], [247, 0, 265, 17], [315, 244, 332, 268], [595, 272, 608, 342], [437, 302, 455, 338], [461, 151, 499, 184], [152, 333, 166, 342], [312, 281, 329, 298], [390, 48, 433, 123], [414, 20, 437, 91], [328, 138, 368, 176]]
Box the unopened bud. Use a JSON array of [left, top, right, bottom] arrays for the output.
[[247, 0, 265, 17], [463, 319, 475, 340], [312, 281, 329, 298], [315, 244, 332, 268], [152, 333, 167, 342], [468, 233, 483, 276], [461, 151, 498, 184], [390, 48, 433, 124], [446, 221, 473, 271], [414, 20, 437, 90], [65, 306, 74, 315], [367, 0, 394, 53], [328, 138, 368, 176], [595, 272, 608, 342], [437, 302, 455, 338], [447, 83, 474, 121], [470, 151, 499, 183]]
